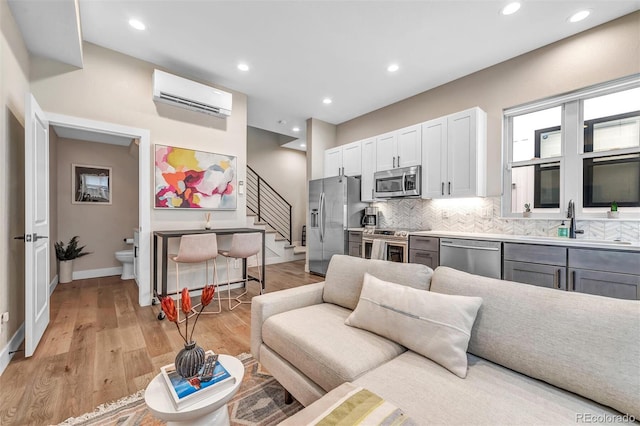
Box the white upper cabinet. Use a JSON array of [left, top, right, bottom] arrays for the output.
[[422, 107, 487, 199], [324, 146, 343, 178], [323, 140, 362, 178], [422, 117, 448, 199], [376, 132, 396, 171], [361, 138, 377, 202], [376, 124, 422, 171], [396, 125, 422, 168], [342, 140, 362, 176]]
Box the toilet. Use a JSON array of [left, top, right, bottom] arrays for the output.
[[115, 250, 135, 280]]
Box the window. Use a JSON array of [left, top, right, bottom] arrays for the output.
[[503, 77, 640, 217]]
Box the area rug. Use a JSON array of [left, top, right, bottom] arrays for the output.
[[58, 353, 303, 426]]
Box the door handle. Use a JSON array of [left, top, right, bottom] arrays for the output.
[[34, 234, 48, 241], [571, 270, 576, 291], [448, 181, 451, 195], [555, 269, 561, 289], [397, 156, 400, 166], [402, 172, 407, 194], [14, 235, 26, 240], [393, 156, 396, 168], [441, 182, 444, 196]]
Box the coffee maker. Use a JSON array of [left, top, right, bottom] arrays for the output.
[[362, 206, 378, 229]]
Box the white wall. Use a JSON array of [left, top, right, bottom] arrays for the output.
[[29, 42, 249, 298], [335, 12, 640, 196], [247, 126, 306, 244], [0, 0, 30, 364]]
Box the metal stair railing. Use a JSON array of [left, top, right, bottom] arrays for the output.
[[247, 165, 292, 244]]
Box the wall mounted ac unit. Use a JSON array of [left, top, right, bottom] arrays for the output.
[[152, 69, 232, 118]]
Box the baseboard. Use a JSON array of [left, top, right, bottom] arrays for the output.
[[49, 275, 59, 295], [0, 323, 25, 376], [73, 267, 122, 280]]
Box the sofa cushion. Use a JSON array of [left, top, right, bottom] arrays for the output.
[[430, 266, 640, 420], [323, 255, 433, 310], [262, 303, 406, 392], [345, 273, 482, 378], [355, 351, 627, 424]]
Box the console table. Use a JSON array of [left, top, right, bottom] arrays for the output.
[[153, 228, 266, 299]]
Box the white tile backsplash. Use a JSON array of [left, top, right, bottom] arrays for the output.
[[373, 196, 640, 242]]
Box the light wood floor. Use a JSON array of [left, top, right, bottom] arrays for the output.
[[0, 260, 323, 426]]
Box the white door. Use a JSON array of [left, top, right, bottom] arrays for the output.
[[396, 125, 422, 167], [24, 94, 50, 357]]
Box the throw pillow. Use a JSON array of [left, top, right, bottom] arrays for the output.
[[345, 273, 482, 378]]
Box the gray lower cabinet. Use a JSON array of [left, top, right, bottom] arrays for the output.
[[503, 243, 567, 290], [348, 231, 362, 257], [504, 261, 566, 290], [568, 248, 640, 300], [568, 269, 640, 300], [409, 249, 439, 269], [409, 236, 439, 269]]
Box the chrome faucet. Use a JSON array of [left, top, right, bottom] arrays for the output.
[[567, 200, 584, 238]]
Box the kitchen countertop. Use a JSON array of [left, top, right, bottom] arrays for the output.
[[409, 230, 640, 252]]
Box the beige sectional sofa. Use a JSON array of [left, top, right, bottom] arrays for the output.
[[251, 255, 640, 424]]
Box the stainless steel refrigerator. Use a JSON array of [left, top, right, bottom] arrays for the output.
[[308, 176, 365, 275]]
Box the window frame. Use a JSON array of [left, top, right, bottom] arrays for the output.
[[502, 74, 640, 219]]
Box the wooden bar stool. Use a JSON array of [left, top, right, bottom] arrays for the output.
[[218, 233, 263, 310], [169, 233, 221, 319]]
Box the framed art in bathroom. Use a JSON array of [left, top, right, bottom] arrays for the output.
[[72, 164, 112, 204], [154, 144, 237, 210]]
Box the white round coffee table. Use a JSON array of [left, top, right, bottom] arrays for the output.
[[145, 354, 245, 426]]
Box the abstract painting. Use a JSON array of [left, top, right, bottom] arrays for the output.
[[154, 144, 237, 209]]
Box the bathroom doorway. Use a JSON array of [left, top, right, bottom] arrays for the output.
[[46, 113, 151, 307]]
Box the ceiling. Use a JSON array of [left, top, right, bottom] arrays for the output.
[[9, 1, 640, 148]]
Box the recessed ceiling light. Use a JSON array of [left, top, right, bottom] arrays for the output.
[[569, 10, 590, 23], [300, 143, 306, 148], [501, 2, 521, 15], [292, 127, 300, 132], [323, 98, 332, 105], [387, 64, 399, 73], [237, 63, 250, 72], [128, 19, 146, 31]]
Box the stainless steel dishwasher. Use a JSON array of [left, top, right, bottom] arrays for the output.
[[440, 238, 502, 279]]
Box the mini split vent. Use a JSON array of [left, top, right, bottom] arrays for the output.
[[152, 69, 232, 118]]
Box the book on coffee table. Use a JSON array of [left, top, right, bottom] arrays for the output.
[[160, 351, 235, 410]]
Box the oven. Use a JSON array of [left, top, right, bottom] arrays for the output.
[[374, 166, 421, 198], [362, 229, 409, 263]]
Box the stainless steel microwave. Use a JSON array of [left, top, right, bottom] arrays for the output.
[[374, 166, 421, 198]]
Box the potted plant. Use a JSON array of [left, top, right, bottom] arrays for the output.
[[55, 236, 91, 283], [607, 201, 619, 219], [523, 203, 532, 218]]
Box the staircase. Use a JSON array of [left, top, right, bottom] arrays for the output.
[[246, 166, 306, 265], [245, 213, 306, 265]]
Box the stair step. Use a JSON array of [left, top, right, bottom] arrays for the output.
[[293, 246, 307, 255], [246, 213, 257, 217], [254, 221, 267, 226]]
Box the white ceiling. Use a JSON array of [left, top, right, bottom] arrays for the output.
[[9, 1, 640, 145]]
